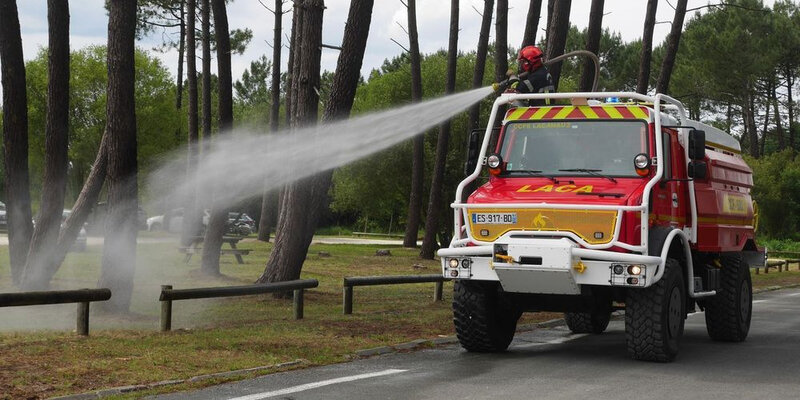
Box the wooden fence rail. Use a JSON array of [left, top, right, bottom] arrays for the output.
[[0, 288, 112, 336], [158, 279, 318, 331]]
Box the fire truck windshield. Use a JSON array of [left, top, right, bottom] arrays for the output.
[[499, 120, 648, 177]]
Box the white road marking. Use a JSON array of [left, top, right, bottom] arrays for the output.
[[753, 300, 767, 304], [514, 333, 588, 348], [786, 292, 800, 297], [227, 369, 407, 400]]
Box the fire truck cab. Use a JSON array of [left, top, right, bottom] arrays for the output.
[[439, 91, 764, 362]]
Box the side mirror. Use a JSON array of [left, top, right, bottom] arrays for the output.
[[688, 129, 706, 161], [688, 161, 707, 180], [463, 129, 481, 176]]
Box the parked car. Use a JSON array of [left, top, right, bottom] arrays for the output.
[[62, 210, 87, 252], [0, 201, 6, 230], [148, 209, 254, 236], [86, 202, 148, 234], [147, 208, 209, 233], [227, 212, 256, 236]]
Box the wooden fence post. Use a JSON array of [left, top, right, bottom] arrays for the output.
[[434, 281, 443, 301], [343, 286, 353, 315], [161, 285, 173, 332], [293, 289, 304, 320], [77, 301, 90, 336]]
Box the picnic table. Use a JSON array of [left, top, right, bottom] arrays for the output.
[[178, 236, 251, 264]]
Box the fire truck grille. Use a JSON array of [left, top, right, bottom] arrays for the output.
[[467, 208, 618, 244]]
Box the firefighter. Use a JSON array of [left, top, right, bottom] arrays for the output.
[[495, 46, 555, 106]]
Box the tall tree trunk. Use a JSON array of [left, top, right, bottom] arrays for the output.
[[656, 0, 687, 95], [0, 0, 34, 285], [259, 0, 335, 288], [521, 0, 542, 48], [744, 94, 758, 158], [98, 0, 138, 313], [175, 0, 186, 143], [21, 0, 70, 290], [176, 0, 185, 110], [181, 0, 201, 246], [403, 0, 424, 248], [787, 67, 795, 154], [494, 0, 508, 82], [285, 2, 299, 128], [578, 0, 603, 92], [467, 0, 493, 133], [760, 81, 771, 156], [201, 0, 212, 144], [545, 0, 571, 90], [772, 80, 784, 148], [636, 0, 657, 94], [258, 0, 284, 242], [420, 0, 458, 259], [202, 0, 235, 275], [546, 0, 555, 45]]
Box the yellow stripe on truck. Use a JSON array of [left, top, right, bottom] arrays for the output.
[[553, 106, 574, 119], [602, 106, 624, 119], [629, 106, 649, 120], [578, 106, 599, 119]]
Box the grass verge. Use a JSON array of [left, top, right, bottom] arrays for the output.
[[0, 238, 798, 399]]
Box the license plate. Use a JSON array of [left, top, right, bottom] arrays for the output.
[[472, 212, 517, 224]]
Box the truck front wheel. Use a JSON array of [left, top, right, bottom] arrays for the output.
[[453, 280, 521, 352], [704, 254, 751, 342], [565, 311, 611, 334], [625, 258, 685, 362]]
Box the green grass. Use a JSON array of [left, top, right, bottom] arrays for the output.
[[0, 237, 798, 399], [0, 237, 559, 399]]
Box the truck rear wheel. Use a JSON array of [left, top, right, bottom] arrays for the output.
[[704, 254, 751, 342], [625, 258, 685, 362], [453, 280, 520, 352], [565, 311, 611, 334]]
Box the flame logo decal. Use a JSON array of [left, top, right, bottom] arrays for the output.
[[532, 213, 550, 229]]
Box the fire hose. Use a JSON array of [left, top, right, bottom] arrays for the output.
[[492, 50, 600, 93]]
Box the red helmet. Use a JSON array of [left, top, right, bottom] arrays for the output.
[[518, 45, 544, 72]]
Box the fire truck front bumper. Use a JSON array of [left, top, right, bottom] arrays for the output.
[[438, 238, 663, 295]]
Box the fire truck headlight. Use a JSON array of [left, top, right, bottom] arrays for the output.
[[448, 258, 460, 269], [628, 264, 643, 275], [634, 153, 651, 173], [487, 154, 502, 169]]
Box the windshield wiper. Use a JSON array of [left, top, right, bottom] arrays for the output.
[[557, 168, 617, 183], [506, 170, 558, 183]]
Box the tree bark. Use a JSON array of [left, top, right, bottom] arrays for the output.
[[522, 0, 542, 48], [0, 0, 34, 285], [202, 0, 235, 276], [545, 0, 571, 90], [494, 0, 508, 82], [578, 0, 603, 92], [546, 0, 555, 46], [467, 0, 493, 133], [258, 0, 284, 242], [258, 0, 330, 287], [98, 0, 139, 313], [786, 66, 795, 154], [180, 0, 201, 246], [174, 0, 185, 144], [636, 0, 657, 94], [201, 0, 212, 144], [772, 80, 784, 148], [420, 0, 458, 260], [655, 0, 687, 95], [403, 0, 424, 248], [760, 81, 771, 156], [21, 0, 71, 290]]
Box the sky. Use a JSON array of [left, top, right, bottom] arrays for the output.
[[4, 0, 778, 91]]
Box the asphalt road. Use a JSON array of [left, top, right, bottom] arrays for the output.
[[151, 287, 800, 400]]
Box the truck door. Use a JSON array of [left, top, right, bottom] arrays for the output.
[[651, 129, 687, 229]]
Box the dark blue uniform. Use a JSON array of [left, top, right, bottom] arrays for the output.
[[509, 66, 555, 106]]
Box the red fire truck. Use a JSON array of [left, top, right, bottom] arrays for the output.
[[439, 92, 764, 362]]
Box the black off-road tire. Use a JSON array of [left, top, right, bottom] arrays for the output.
[[704, 253, 752, 342], [453, 280, 521, 352], [565, 311, 611, 334], [625, 258, 685, 362]]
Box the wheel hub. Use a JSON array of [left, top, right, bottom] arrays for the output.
[[668, 287, 682, 339]]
